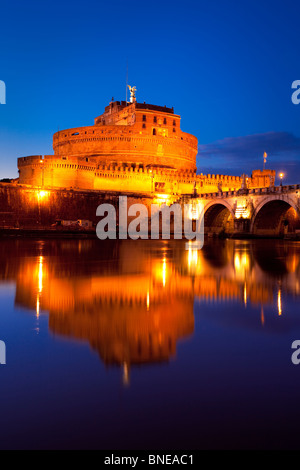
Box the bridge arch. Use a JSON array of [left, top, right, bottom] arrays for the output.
[[250, 195, 300, 236], [203, 200, 235, 236]]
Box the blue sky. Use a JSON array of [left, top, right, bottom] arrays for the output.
[[0, 0, 300, 183]]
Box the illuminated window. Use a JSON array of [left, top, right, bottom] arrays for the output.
[[155, 182, 165, 191]]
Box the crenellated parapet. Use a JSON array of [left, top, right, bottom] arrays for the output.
[[18, 154, 97, 190], [18, 154, 275, 196]]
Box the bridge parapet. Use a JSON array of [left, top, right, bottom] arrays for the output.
[[197, 184, 300, 200]]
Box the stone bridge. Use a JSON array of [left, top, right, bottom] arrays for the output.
[[192, 184, 300, 237]]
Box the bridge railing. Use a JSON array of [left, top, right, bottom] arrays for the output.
[[197, 184, 300, 199]]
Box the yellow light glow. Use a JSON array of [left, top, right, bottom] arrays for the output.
[[35, 292, 40, 333], [155, 194, 169, 200], [37, 190, 49, 200], [34, 255, 45, 321], [36, 296, 40, 317], [278, 289, 282, 316], [235, 201, 250, 219], [152, 258, 169, 285], [234, 252, 250, 279], [188, 245, 198, 268], [188, 208, 198, 220], [244, 283, 247, 307], [162, 258, 167, 287], [154, 195, 172, 206], [38, 256, 43, 294], [187, 201, 202, 221], [146, 291, 150, 311], [188, 248, 192, 267]]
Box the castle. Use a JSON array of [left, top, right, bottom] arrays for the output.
[[17, 91, 275, 197]]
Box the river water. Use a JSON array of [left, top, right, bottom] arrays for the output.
[[0, 237, 300, 449]]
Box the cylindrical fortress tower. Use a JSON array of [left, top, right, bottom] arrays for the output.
[[53, 100, 198, 171]]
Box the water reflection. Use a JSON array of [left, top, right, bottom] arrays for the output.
[[1, 238, 300, 374]]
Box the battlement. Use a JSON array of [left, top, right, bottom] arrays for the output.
[[18, 155, 44, 165], [52, 126, 197, 149], [18, 154, 264, 196], [135, 102, 174, 114], [95, 100, 175, 126]]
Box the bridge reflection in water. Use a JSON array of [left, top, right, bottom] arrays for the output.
[[1, 238, 300, 380]]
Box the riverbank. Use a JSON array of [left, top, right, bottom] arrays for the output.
[[0, 227, 97, 238], [1, 227, 300, 241]]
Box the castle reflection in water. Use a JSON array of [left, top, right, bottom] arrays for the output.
[[1, 238, 300, 380]]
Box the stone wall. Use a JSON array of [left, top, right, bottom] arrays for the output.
[[0, 183, 152, 228]]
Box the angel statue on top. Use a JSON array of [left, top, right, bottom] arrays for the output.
[[128, 85, 137, 103]]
